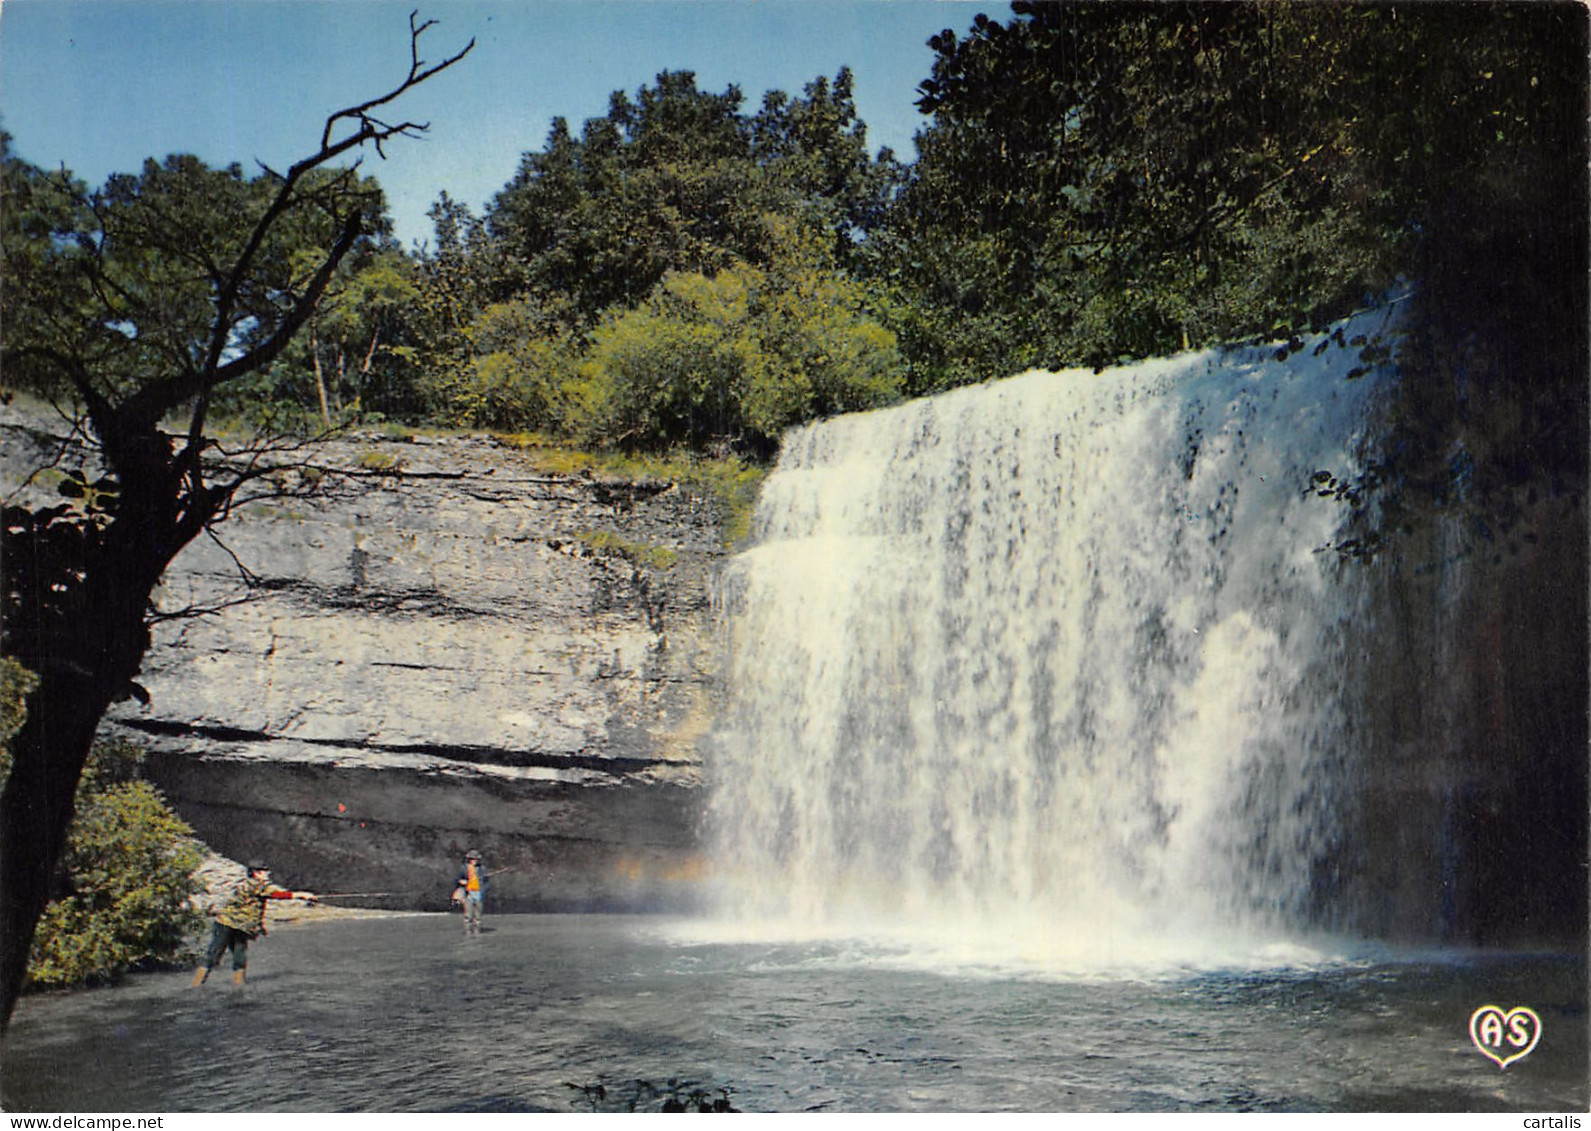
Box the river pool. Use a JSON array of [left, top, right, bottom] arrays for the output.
[[1, 913, 1584, 1113]]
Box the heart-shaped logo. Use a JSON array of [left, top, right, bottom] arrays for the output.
[[1469, 1004, 1542, 1068]]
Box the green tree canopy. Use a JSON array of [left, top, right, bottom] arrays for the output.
[[577, 216, 905, 454], [883, 3, 1585, 377], [485, 68, 900, 330], [4, 146, 388, 414], [877, 0, 1586, 523]]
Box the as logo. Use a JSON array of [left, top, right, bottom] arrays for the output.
[[1469, 1004, 1542, 1068]]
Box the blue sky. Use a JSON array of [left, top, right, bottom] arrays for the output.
[[1, 0, 996, 249]]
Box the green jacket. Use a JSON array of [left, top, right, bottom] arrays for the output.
[[214, 875, 292, 936]]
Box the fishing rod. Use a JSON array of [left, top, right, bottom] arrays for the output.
[[448, 866, 524, 906], [312, 891, 401, 899], [317, 868, 526, 901], [448, 868, 519, 891]]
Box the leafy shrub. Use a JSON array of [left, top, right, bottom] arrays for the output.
[[437, 215, 904, 455], [443, 296, 591, 434], [0, 657, 35, 752], [581, 272, 758, 451], [27, 774, 205, 988], [581, 243, 904, 453], [355, 448, 405, 474], [0, 672, 206, 990], [743, 256, 904, 440], [572, 528, 680, 571]]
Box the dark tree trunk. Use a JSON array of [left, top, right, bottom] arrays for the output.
[[0, 10, 472, 1033], [0, 545, 167, 1030], [0, 669, 121, 1028], [0, 429, 193, 1030]]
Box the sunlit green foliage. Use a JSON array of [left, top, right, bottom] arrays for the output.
[[581, 270, 758, 451], [495, 437, 768, 549], [390, 193, 526, 423], [447, 296, 588, 433], [395, 68, 906, 454], [741, 221, 904, 441], [0, 659, 37, 759], [486, 68, 899, 332], [26, 767, 205, 989], [0, 673, 203, 991], [578, 220, 904, 453], [301, 249, 423, 425]]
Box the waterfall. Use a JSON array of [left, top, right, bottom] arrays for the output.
[[703, 308, 1408, 971]]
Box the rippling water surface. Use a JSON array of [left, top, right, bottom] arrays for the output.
[[2, 914, 1584, 1113]]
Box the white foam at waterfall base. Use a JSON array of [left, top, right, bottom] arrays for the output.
[[699, 305, 1401, 978]]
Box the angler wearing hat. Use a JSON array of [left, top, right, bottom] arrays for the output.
[[454, 849, 489, 936], [191, 862, 317, 987]]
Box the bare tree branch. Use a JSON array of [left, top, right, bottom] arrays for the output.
[[115, 15, 472, 437], [202, 524, 262, 589], [318, 11, 476, 156], [0, 8, 475, 1035]]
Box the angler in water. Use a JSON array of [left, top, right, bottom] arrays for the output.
[[453, 849, 488, 936], [191, 862, 317, 986]]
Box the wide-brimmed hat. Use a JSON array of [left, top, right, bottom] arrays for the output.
[[465, 849, 482, 860]]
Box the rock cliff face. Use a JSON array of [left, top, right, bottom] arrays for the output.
[[2, 407, 729, 912]]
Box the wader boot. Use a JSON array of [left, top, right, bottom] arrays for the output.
[[191, 967, 209, 987]]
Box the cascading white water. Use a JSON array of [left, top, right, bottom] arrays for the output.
[[703, 308, 1404, 972]]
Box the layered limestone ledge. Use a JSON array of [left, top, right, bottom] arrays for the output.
[[141, 741, 707, 913], [3, 407, 729, 908]]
